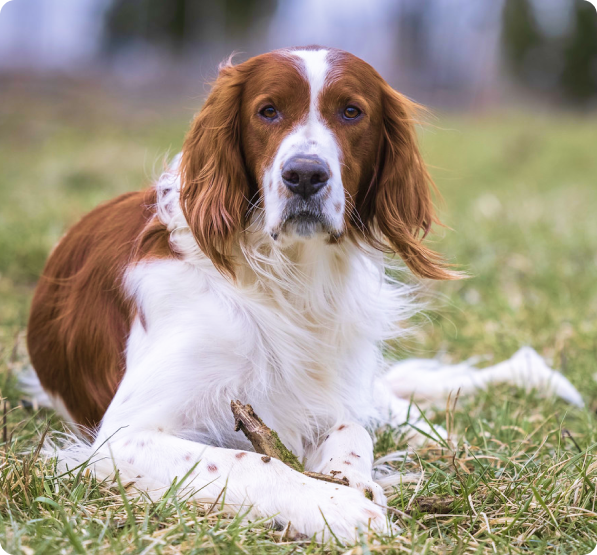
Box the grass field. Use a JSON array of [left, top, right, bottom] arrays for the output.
[[1, 81, 597, 554]]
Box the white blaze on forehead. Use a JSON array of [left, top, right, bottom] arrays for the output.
[[291, 49, 330, 115]]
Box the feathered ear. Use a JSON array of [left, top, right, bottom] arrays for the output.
[[180, 62, 250, 278], [360, 84, 461, 280]]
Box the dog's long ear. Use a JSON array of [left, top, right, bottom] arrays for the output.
[[180, 62, 249, 278], [360, 83, 460, 280]]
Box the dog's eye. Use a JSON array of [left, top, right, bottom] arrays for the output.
[[343, 106, 361, 120], [259, 105, 278, 119]]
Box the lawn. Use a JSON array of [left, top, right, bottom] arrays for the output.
[[1, 79, 596, 554]]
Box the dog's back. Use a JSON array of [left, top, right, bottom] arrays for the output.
[[27, 189, 162, 427]]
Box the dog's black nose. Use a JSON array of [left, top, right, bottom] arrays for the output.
[[281, 155, 330, 200]]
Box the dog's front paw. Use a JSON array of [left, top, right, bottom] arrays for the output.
[[315, 460, 386, 505], [293, 478, 391, 543], [248, 463, 392, 543]]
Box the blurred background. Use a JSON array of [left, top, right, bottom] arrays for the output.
[[1, 0, 597, 402], [1, 0, 597, 107]]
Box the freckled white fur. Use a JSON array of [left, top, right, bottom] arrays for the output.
[[30, 49, 583, 542]]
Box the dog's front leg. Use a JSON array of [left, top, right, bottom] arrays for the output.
[[305, 422, 386, 505], [89, 429, 389, 543]]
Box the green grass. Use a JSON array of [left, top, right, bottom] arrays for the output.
[[1, 83, 597, 554]]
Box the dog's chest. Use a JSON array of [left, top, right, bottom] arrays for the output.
[[126, 259, 380, 451]]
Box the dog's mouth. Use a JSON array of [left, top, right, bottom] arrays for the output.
[[266, 193, 343, 241], [280, 210, 333, 238]]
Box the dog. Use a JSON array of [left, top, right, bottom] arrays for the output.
[[25, 47, 582, 542]]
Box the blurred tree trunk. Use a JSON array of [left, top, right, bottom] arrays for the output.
[[501, 0, 542, 81], [103, 0, 277, 54], [560, 1, 597, 101], [501, 0, 597, 103]]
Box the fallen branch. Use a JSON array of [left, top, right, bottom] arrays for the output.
[[303, 471, 348, 486], [230, 401, 459, 508], [231, 400, 304, 472], [230, 400, 350, 487]]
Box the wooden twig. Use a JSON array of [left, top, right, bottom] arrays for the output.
[[230, 401, 459, 509], [303, 471, 349, 486], [231, 400, 352, 486], [231, 400, 304, 472]]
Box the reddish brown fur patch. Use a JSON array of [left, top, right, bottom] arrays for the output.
[[180, 52, 310, 278], [337, 425, 346, 431], [27, 189, 172, 430], [184, 453, 192, 461], [180, 53, 309, 279], [320, 50, 460, 280], [235, 452, 247, 459], [207, 464, 218, 472], [349, 451, 361, 458]]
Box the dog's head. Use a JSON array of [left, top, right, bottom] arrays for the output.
[[180, 46, 456, 279]]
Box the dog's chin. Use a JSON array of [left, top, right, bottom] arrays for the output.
[[271, 211, 340, 241], [284, 213, 328, 237]]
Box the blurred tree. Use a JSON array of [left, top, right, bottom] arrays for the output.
[[501, 0, 542, 81], [104, 0, 278, 53], [560, 1, 597, 101], [501, 0, 597, 103]]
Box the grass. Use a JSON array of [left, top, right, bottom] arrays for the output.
[[1, 79, 597, 553]]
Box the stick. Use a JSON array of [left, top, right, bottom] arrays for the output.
[[303, 471, 349, 486], [231, 400, 304, 472], [231, 400, 459, 510], [230, 400, 350, 486]]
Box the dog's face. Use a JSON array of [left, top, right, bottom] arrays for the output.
[[240, 49, 380, 241], [181, 47, 456, 280]]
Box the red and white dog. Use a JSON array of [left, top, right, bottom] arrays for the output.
[[26, 47, 582, 542]]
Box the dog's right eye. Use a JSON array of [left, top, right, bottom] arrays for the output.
[[259, 105, 278, 120]]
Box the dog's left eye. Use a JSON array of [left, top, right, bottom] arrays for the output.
[[259, 105, 278, 119], [343, 106, 361, 119]]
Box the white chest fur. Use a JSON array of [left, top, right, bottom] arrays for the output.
[[96, 157, 415, 458], [114, 249, 405, 458]]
